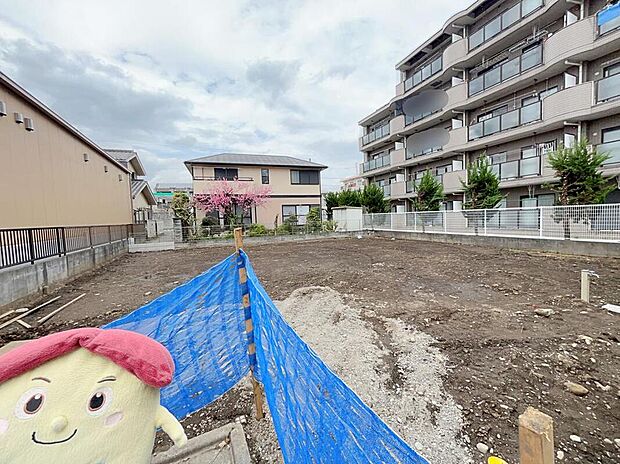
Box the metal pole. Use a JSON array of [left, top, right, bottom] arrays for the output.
[[27, 229, 35, 264], [443, 210, 447, 233], [484, 209, 487, 236], [539, 206, 543, 238]]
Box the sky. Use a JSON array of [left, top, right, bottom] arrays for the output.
[[0, 0, 471, 191]]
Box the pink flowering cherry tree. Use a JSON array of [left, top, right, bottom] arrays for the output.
[[193, 180, 271, 227]]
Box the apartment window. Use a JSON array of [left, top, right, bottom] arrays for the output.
[[261, 168, 270, 184], [604, 63, 620, 78], [478, 105, 508, 122], [539, 86, 559, 100], [436, 165, 452, 175], [291, 169, 320, 185], [521, 44, 543, 71], [603, 126, 620, 144], [602, 126, 620, 164], [214, 168, 238, 180], [489, 152, 507, 164], [522, 95, 538, 106], [564, 133, 576, 148], [521, 146, 537, 158]]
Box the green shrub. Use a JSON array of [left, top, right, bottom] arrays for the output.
[[322, 220, 338, 232], [248, 223, 269, 237], [306, 207, 322, 232]]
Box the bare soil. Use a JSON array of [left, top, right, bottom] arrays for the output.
[[1, 236, 618, 463]]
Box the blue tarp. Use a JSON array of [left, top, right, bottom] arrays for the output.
[[105, 252, 428, 463]]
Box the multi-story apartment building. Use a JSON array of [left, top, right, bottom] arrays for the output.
[[0, 72, 133, 228], [185, 153, 327, 226], [358, 0, 620, 211], [153, 183, 194, 208]]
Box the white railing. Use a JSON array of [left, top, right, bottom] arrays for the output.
[[363, 204, 620, 243]]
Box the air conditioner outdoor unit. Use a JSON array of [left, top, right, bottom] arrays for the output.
[[24, 118, 35, 132], [0, 101, 6, 117], [14, 112, 23, 124]]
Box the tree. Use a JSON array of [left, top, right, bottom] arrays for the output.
[[412, 170, 445, 211], [462, 156, 504, 209], [337, 189, 362, 207], [546, 139, 614, 205], [360, 184, 390, 213], [546, 139, 615, 238], [193, 180, 271, 227], [306, 207, 322, 232], [171, 192, 194, 229], [324, 191, 339, 219]]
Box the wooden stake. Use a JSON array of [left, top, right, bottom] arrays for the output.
[[0, 296, 61, 330], [234, 227, 265, 420], [519, 407, 554, 464]]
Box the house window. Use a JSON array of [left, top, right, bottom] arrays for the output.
[[282, 204, 320, 224], [261, 168, 270, 184], [604, 63, 620, 78], [214, 168, 238, 180], [291, 170, 320, 185], [220, 205, 252, 225]]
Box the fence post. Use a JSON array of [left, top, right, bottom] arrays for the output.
[[55, 227, 62, 256], [539, 207, 543, 238], [88, 227, 93, 248], [61, 228, 67, 255], [234, 228, 265, 420], [27, 229, 35, 264], [108, 225, 112, 243], [519, 407, 554, 464], [443, 210, 447, 233], [484, 209, 487, 236], [414, 212, 417, 232]]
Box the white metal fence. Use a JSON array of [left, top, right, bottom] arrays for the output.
[[363, 204, 620, 243]]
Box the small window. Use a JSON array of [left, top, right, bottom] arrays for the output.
[[604, 63, 620, 78], [261, 168, 270, 184], [602, 126, 620, 143], [290, 169, 320, 185], [521, 146, 537, 159]]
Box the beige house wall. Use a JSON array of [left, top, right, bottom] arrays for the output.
[[133, 191, 152, 210], [0, 86, 133, 228], [191, 164, 322, 227]]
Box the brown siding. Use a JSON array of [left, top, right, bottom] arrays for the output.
[[0, 85, 133, 228]]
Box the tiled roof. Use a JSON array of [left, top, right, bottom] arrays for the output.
[[185, 153, 327, 169]]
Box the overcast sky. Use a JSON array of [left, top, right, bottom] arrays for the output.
[[0, 0, 470, 190]]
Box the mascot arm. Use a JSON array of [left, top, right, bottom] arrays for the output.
[[156, 406, 188, 447]]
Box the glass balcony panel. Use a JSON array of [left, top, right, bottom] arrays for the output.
[[469, 122, 483, 140], [431, 57, 442, 75], [469, 28, 484, 49], [520, 101, 541, 124], [521, 45, 542, 71], [500, 160, 518, 179], [469, 76, 484, 95], [483, 116, 500, 136], [522, 0, 543, 16], [597, 73, 620, 102], [520, 157, 540, 176], [414, 71, 422, 86], [404, 76, 413, 92], [483, 67, 501, 89], [491, 164, 500, 177], [422, 65, 431, 80], [502, 3, 520, 28], [501, 56, 520, 80], [500, 110, 519, 130], [406, 180, 416, 193], [600, 140, 620, 164], [600, 12, 620, 35], [485, 16, 502, 40]]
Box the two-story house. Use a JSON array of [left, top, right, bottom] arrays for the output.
[[185, 153, 327, 227], [358, 0, 620, 211]]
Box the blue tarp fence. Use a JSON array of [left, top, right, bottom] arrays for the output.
[[105, 252, 427, 463]]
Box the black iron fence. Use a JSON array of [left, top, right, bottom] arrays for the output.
[[0, 225, 131, 269]]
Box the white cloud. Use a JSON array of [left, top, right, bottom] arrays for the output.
[[0, 0, 471, 188]]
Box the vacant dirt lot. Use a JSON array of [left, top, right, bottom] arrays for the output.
[[1, 236, 618, 463]]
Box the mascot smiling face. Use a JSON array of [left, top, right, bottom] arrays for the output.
[[0, 328, 187, 464]]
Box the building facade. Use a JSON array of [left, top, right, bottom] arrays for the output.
[[105, 149, 157, 224], [153, 183, 193, 208], [185, 153, 327, 227], [0, 72, 133, 228], [358, 0, 620, 212]]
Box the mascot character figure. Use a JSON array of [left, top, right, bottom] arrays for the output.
[[0, 328, 188, 463]]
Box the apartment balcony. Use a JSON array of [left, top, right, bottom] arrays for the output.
[[361, 148, 406, 176], [469, 101, 542, 141], [387, 181, 407, 198], [596, 72, 620, 104], [359, 122, 390, 149], [401, 56, 443, 95], [443, 38, 468, 71], [442, 169, 466, 194], [361, 153, 391, 174], [598, 3, 620, 36]]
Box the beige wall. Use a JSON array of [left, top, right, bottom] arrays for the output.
[[0, 86, 133, 228], [133, 190, 152, 210], [191, 163, 322, 227]]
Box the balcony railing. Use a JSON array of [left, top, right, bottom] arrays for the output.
[[469, 0, 544, 50], [404, 108, 442, 126], [361, 123, 390, 146], [468, 43, 542, 96], [403, 56, 442, 92], [490, 156, 541, 181], [599, 140, 620, 165], [405, 146, 443, 160], [597, 3, 620, 35], [381, 184, 391, 197], [405, 175, 443, 193], [468, 101, 542, 141], [596, 72, 620, 103], [362, 153, 391, 173]]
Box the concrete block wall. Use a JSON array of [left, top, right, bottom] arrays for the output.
[[0, 240, 128, 308]]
